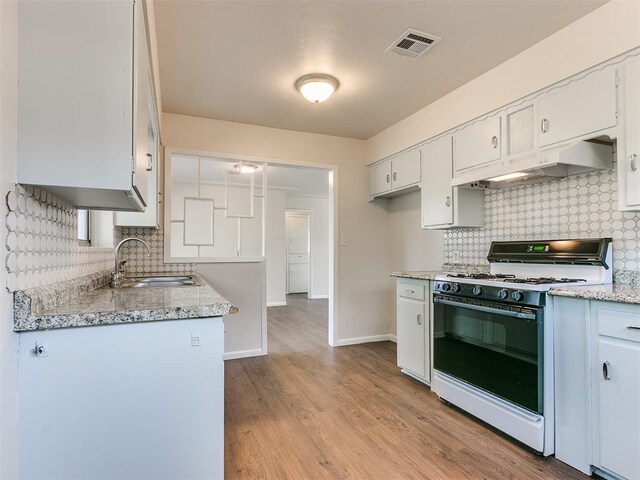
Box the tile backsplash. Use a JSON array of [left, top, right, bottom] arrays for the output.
[[114, 227, 197, 276], [444, 164, 640, 273], [5, 185, 113, 292]]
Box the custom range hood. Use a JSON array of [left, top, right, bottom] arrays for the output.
[[452, 140, 613, 189]]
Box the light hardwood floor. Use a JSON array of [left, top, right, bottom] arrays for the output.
[[224, 294, 588, 480]]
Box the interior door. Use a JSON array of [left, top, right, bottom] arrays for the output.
[[287, 213, 309, 294]]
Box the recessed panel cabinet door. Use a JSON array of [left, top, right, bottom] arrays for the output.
[[132, 0, 150, 206], [624, 58, 640, 208], [397, 297, 426, 377], [538, 67, 617, 147], [421, 136, 454, 227], [453, 116, 501, 172], [598, 338, 640, 480], [392, 150, 421, 190], [369, 160, 392, 197]]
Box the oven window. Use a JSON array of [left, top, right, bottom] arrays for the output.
[[434, 298, 543, 413]]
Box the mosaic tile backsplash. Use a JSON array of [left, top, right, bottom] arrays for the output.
[[444, 165, 640, 273], [5, 185, 113, 292], [114, 227, 197, 276]]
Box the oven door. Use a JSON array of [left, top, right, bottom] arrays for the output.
[[433, 294, 544, 414]]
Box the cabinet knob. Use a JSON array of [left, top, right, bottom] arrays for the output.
[[602, 361, 611, 381], [386, 174, 390, 184], [491, 136, 498, 149], [630, 154, 637, 172], [541, 118, 549, 133], [416, 313, 422, 325], [393, 172, 397, 181], [445, 195, 451, 207]]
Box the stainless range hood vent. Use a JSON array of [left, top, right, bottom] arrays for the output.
[[452, 140, 613, 189]]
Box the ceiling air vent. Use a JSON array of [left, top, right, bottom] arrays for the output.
[[386, 29, 441, 59]]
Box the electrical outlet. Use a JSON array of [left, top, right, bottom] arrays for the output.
[[340, 234, 349, 247], [191, 332, 202, 347]]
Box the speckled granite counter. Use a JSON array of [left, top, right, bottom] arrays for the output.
[[549, 284, 640, 305], [14, 270, 237, 332], [391, 271, 444, 280]]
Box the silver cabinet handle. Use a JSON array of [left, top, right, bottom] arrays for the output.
[[541, 118, 549, 133], [602, 361, 611, 381], [386, 174, 390, 184], [631, 154, 637, 172], [405, 289, 415, 294], [417, 313, 422, 325], [627, 326, 640, 331], [146, 153, 153, 172], [393, 172, 397, 181], [445, 195, 451, 207], [491, 136, 498, 149]]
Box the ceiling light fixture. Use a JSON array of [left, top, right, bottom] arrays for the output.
[[295, 74, 340, 103], [234, 163, 258, 174], [487, 172, 529, 182]]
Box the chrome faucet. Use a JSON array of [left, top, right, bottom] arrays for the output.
[[111, 237, 151, 288]]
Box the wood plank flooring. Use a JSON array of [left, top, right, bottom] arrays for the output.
[[225, 294, 587, 480]]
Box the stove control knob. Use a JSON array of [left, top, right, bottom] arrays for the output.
[[512, 290, 524, 302], [441, 283, 451, 292], [472, 286, 482, 296], [498, 289, 509, 300], [451, 283, 461, 293]]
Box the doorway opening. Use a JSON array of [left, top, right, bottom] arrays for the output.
[[265, 164, 333, 354]]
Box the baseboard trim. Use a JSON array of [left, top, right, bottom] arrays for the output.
[[308, 295, 329, 300], [335, 334, 396, 347], [267, 301, 287, 307], [223, 348, 265, 361], [388, 335, 397, 343]]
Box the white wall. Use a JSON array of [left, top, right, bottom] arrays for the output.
[[286, 195, 330, 299], [162, 113, 393, 348], [0, 0, 19, 476], [266, 189, 287, 306]]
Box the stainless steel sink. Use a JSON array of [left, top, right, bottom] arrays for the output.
[[118, 275, 202, 288]]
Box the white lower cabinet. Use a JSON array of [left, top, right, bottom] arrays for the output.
[[396, 279, 431, 384], [554, 297, 640, 479]]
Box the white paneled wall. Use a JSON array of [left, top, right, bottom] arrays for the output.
[[4, 184, 113, 292], [444, 165, 640, 273]]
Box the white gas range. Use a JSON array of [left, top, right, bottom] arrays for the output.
[[432, 238, 612, 456]]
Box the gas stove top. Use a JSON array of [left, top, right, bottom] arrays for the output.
[[446, 273, 588, 285]]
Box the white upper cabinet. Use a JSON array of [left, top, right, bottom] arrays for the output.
[[368, 150, 421, 199], [453, 116, 501, 173], [17, 0, 152, 212], [369, 159, 392, 197], [538, 67, 618, 147], [421, 136, 484, 229], [620, 56, 640, 210]]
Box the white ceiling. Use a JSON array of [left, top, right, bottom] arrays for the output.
[[172, 155, 330, 196], [155, 0, 608, 140]]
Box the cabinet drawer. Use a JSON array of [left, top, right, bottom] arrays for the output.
[[398, 283, 425, 301], [597, 307, 640, 343]]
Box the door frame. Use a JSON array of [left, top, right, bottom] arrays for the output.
[[285, 209, 312, 297]]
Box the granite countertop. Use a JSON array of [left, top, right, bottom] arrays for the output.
[[549, 283, 640, 305], [14, 271, 237, 332], [391, 271, 444, 280]]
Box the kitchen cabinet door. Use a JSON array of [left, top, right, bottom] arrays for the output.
[[132, 0, 150, 207], [397, 296, 426, 378], [538, 67, 617, 148], [17, 0, 152, 211], [421, 137, 454, 227], [621, 57, 640, 210], [369, 159, 392, 197], [598, 337, 640, 480], [391, 150, 421, 190], [453, 116, 501, 172]]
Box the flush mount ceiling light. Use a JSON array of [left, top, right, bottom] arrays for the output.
[[487, 172, 529, 182], [234, 163, 258, 174], [295, 74, 340, 103]]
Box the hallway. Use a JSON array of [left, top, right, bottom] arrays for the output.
[[224, 296, 585, 480]]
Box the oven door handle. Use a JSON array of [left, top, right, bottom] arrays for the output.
[[434, 297, 538, 320]]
